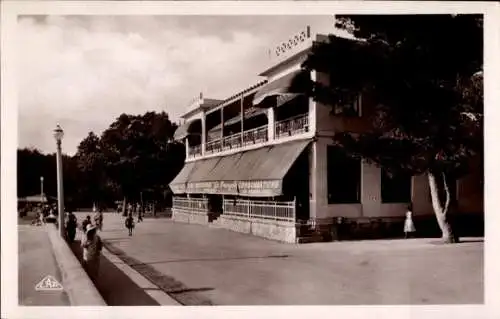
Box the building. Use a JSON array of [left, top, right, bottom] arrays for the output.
[[170, 26, 483, 243]]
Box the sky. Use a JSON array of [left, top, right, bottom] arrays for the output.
[[17, 15, 344, 155]]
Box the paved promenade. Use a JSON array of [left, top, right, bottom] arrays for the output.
[[76, 212, 484, 305], [18, 225, 70, 306]]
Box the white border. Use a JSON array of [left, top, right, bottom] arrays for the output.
[[2, 1, 499, 319]]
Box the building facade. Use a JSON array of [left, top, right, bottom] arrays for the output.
[[170, 27, 483, 243]]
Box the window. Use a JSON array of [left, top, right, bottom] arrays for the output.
[[381, 168, 412, 203], [327, 146, 361, 204], [333, 94, 362, 117]]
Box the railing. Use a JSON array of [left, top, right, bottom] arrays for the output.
[[205, 139, 222, 155], [173, 197, 209, 213], [222, 198, 296, 223], [222, 132, 242, 151], [275, 113, 309, 139], [188, 113, 309, 158], [242, 125, 268, 146], [188, 144, 202, 157]]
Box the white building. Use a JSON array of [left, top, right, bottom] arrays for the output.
[[170, 26, 483, 243]]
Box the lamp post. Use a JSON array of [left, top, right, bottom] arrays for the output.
[[40, 176, 44, 202], [53, 124, 65, 238]]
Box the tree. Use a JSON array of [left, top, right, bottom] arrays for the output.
[[75, 131, 106, 207], [99, 111, 184, 211], [292, 15, 483, 243]]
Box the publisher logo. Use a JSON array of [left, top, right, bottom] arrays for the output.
[[35, 275, 63, 291]]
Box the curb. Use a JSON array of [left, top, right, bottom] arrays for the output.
[[45, 224, 106, 306]]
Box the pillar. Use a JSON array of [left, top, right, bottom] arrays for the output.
[[267, 107, 275, 141], [201, 114, 206, 155]]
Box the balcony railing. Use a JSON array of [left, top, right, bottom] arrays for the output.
[[173, 197, 209, 214], [188, 113, 309, 159], [205, 139, 222, 155], [222, 132, 242, 151], [242, 125, 268, 146], [188, 144, 202, 157], [222, 198, 296, 223], [275, 113, 309, 139]]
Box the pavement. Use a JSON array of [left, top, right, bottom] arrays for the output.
[[75, 212, 484, 305], [18, 224, 70, 306]]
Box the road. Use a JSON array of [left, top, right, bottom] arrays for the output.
[[76, 212, 483, 305]]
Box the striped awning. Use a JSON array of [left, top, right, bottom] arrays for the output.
[[173, 119, 201, 141], [169, 139, 311, 197], [252, 69, 306, 107]]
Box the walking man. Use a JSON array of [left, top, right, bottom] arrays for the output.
[[125, 213, 135, 236]]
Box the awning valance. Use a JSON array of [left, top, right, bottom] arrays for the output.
[[173, 119, 201, 141], [252, 69, 307, 107], [169, 139, 311, 197]]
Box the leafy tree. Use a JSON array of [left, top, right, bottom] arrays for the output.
[[99, 111, 184, 211], [293, 14, 483, 243], [75, 132, 106, 206]]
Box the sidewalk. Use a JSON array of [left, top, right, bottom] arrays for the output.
[[18, 225, 70, 306], [77, 212, 483, 305]]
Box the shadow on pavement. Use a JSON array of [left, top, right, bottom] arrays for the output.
[[127, 254, 290, 266], [68, 240, 159, 306]]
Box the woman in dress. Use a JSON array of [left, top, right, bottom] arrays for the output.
[[404, 204, 416, 238], [81, 224, 103, 282]]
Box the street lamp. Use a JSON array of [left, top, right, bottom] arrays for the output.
[[53, 124, 65, 238]]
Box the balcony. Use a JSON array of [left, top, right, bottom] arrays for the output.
[[243, 125, 268, 146], [275, 113, 309, 139], [188, 113, 309, 159], [188, 144, 202, 158]]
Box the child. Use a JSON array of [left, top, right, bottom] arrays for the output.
[[125, 213, 135, 236], [404, 204, 416, 239]]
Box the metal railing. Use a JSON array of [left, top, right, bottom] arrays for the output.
[[242, 125, 268, 146], [205, 139, 222, 155], [172, 197, 209, 213], [222, 198, 296, 223], [275, 113, 309, 139], [188, 145, 202, 157], [222, 132, 242, 151]]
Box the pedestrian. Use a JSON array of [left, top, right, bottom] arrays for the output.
[[82, 215, 92, 233], [137, 206, 143, 223], [94, 208, 104, 231], [81, 224, 103, 282], [125, 213, 135, 236], [66, 210, 78, 243], [404, 204, 416, 239]]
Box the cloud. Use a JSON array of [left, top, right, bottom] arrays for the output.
[[17, 15, 336, 155]]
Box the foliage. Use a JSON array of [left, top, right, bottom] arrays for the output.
[[293, 14, 483, 178], [17, 111, 185, 208]]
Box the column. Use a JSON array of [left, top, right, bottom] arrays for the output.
[[201, 114, 206, 155], [360, 161, 381, 217], [267, 107, 275, 141], [185, 137, 190, 158], [308, 70, 317, 134], [240, 96, 244, 145], [308, 140, 318, 220]]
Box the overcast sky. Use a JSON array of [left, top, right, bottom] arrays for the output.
[[17, 15, 342, 155]]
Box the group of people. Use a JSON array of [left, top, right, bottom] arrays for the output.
[[64, 209, 104, 282]]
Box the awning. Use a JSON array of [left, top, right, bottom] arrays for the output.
[[252, 69, 306, 107], [224, 107, 268, 127], [169, 139, 311, 197], [173, 119, 201, 141]]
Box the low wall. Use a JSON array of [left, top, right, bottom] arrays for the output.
[[213, 215, 297, 243], [172, 209, 209, 225], [45, 224, 106, 306]]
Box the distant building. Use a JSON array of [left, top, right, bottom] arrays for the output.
[[170, 26, 483, 243]]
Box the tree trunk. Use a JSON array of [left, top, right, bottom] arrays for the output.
[[428, 172, 459, 243]]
